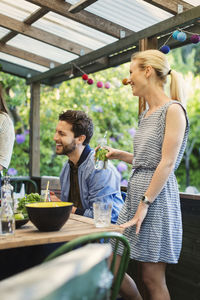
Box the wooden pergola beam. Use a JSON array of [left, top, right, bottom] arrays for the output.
[[27, 5, 200, 85], [0, 13, 91, 55], [0, 43, 60, 68], [25, 0, 133, 38], [24, 7, 50, 24], [68, 0, 98, 13], [0, 7, 49, 44], [0, 59, 40, 79], [143, 0, 193, 15]]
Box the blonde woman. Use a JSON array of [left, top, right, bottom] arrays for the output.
[[107, 50, 189, 300], [0, 85, 15, 189]]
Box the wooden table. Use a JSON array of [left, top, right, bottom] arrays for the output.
[[0, 214, 123, 280], [0, 214, 124, 250]]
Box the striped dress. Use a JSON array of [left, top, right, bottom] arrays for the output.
[[116, 101, 189, 263]]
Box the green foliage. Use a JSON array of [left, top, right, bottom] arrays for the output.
[[175, 74, 200, 191], [168, 46, 197, 74]]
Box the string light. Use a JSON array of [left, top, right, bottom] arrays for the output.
[[69, 27, 199, 88], [159, 27, 199, 54], [69, 62, 111, 88]]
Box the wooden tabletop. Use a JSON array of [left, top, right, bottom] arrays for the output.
[[0, 214, 124, 250]]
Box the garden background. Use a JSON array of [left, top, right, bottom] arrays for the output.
[[1, 44, 200, 192]]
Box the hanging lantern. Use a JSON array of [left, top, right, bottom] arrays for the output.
[[82, 74, 88, 81], [87, 78, 93, 85], [96, 81, 103, 88], [104, 82, 111, 89], [160, 45, 170, 54], [122, 78, 129, 85], [172, 30, 181, 40], [190, 34, 200, 44], [177, 32, 187, 42]]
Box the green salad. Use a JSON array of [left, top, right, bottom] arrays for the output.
[[16, 193, 43, 219]]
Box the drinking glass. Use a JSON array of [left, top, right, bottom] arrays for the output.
[[41, 190, 51, 202], [93, 199, 112, 228]]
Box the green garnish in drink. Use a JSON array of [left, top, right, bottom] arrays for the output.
[[95, 147, 109, 169]]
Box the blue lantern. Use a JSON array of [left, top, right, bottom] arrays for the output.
[[160, 45, 170, 54], [172, 30, 180, 40], [177, 32, 187, 42]]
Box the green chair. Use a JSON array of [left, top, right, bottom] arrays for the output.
[[8, 176, 38, 194], [44, 232, 130, 300]]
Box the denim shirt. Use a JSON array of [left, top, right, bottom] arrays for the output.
[[60, 150, 124, 223]]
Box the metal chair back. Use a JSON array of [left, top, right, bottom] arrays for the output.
[[44, 231, 130, 300]]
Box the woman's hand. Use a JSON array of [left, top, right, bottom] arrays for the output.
[[120, 201, 149, 234], [94, 145, 121, 160], [105, 146, 122, 160], [95, 146, 133, 164]]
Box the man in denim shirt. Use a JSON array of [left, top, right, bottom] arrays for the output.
[[52, 110, 123, 223]]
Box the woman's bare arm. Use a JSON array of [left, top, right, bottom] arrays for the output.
[[106, 147, 134, 164]]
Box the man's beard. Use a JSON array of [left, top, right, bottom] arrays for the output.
[[56, 140, 76, 155]]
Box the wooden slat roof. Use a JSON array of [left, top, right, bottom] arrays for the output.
[[0, 0, 199, 85]]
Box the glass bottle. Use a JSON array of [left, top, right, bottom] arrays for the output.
[[0, 176, 15, 235], [95, 131, 109, 170]]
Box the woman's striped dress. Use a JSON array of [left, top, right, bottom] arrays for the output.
[[116, 101, 189, 263]]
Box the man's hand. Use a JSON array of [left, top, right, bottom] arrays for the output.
[[71, 206, 77, 214], [120, 201, 149, 234], [50, 191, 61, 202], [50, 191, 76, 213]]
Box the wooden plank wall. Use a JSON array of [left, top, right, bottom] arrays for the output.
[[166, 193, 200, 300]]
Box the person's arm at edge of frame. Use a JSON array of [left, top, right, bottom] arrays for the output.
[[120, 103, 187, 234]]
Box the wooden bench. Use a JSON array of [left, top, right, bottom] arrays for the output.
[[0, 244, 113, 300]]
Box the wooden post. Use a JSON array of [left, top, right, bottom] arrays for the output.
[[138, 37, 158, 115], [29, 82, 40, 177]]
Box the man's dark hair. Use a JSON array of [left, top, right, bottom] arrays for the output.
[[59, 110, 93, 145]]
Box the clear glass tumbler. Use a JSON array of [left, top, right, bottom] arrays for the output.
[[93, 200, 112, 228]]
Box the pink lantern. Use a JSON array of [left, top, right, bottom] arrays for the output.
[[104, 82, 111, 89], [97, 81, 103, 88]]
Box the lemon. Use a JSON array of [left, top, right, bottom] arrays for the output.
[[15, 213, 24, 220]]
